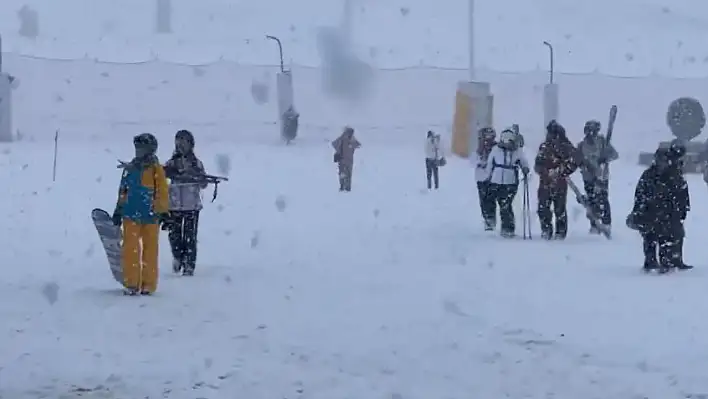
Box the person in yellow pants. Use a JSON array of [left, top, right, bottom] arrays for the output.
[[111, 133, 170, 296]]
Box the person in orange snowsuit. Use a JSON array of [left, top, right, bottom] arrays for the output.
[[112, 133, 170, 295]]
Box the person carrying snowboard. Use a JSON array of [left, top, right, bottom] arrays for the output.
[[626, 145, 692, 273], [534, 120, 580, 240], [475, 127, 497, 230], [424, 130, 445, 190], [112, 133, 170, 295], [482, 128, 530, 237], [577, 120, 619, 234], [164, 129, 208, 276], [332, 126, 361, 192]]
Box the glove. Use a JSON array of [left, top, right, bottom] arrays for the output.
[[521, 166, 530, 176], [158, 213, 172, 231], [625, 213, 644, 231], [111, 208, 122, 227], [547, 167, 561, 179]]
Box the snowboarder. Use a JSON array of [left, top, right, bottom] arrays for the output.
[[475, 127, 497, 230], [483, 128, 530, 237], [332, 126, 361, 192], [577, 119, 619, 234], [164, 129, 208, 276], [626, 145, 692, 273], [534, 120, 580, 240], [424, 131, 446, 189], [111, 133, 170, 295]]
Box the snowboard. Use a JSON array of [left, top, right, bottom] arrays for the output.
[[91, 208, 124, 285], [566, 178, 612, 239]]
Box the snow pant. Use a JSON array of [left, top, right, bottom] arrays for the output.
[[583, 180, 611, 226], [338, 162, 353, 191], [490, 183, 518, 234], [122, 219, 160, 293], [537, 183, 568, 238], [477, 181, 496, 228], [425, 158, 439, 189], [642, 224, 684, 268], [168, 210, 200, 272]]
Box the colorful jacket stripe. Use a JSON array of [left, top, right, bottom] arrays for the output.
[[117, 163, 169, 224]]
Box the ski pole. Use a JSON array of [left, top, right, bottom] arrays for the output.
[[52, 129, 59, 181]]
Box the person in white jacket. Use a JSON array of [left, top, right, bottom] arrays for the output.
[[475, 127, 497, 230], [424, 131, 446, 189], [483, 128, 530, 237]]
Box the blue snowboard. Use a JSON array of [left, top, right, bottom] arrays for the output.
[[91, 208, 124, 285]]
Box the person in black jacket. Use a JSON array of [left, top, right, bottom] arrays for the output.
[[627, 145, 692, 273], [163, 130, 207, 276]]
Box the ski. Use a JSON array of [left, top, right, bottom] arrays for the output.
[[598, 105, 618, 182], [566, 178, 611, 239]]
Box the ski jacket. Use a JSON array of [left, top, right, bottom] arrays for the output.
[[577, 135, 618, 182], [116, 157, 169, 224], [332, 133, 361, 166], [475, 140, 495, 182], [164, 152, 207, 211], [424, 135, 444, 160], [534, 138, 579, 187], [630, 164, 689, 237], [483, 145, 529, 185]]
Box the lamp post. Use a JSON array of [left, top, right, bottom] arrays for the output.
[[468, 0, 476, 80]]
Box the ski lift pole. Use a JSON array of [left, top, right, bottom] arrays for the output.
[[542, 41, 554, 84], [265, 35, 286, 73]]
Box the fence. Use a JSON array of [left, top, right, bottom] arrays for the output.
[[3, 0, 708, 77], [5, 51, 708, 151]]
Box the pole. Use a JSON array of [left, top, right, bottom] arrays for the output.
[[468, 0, 475, 81], [52, 130, 59, 181], [543, 41, 554, 84], [265, 35, 285, 73]]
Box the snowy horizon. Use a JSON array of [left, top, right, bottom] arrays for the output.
[[3, 1, 708, 398]]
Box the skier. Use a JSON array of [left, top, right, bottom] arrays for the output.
[[111, 133, 170, 295], [577, 120, 619, 234], [424, 131, 445, 189], [534, 120, 580, 240], [475, 127, 497, 230], [626, 145, 692, 273], [483, 128, 530, 237], [163, 129, 207, 276], [332, 126, 361, 192]]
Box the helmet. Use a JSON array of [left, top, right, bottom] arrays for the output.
[[584, 120, 601, 135], [499, 129, 515, 144], [479, 127, 496, 139], [134, 133, 158, 153], [546, 119, 566, 137], [176, 129, 194, 145]]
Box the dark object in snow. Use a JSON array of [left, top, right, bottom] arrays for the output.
[[629, 148, 692, 273]]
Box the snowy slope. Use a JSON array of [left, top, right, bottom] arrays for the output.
[[2, 141, 708, 398], [3, 0, 708, 398]]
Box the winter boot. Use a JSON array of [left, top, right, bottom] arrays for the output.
[[172, 258, 183, 273], [500, 230, 515, 239], [484, 219, 496, 231], [123, 287, 139, 296], [541, 230, 553, 240], [642, 258, 659, 272]]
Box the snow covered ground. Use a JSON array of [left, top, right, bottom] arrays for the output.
[[2, 138, 708, 398], [4, 0, 708, 398]]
